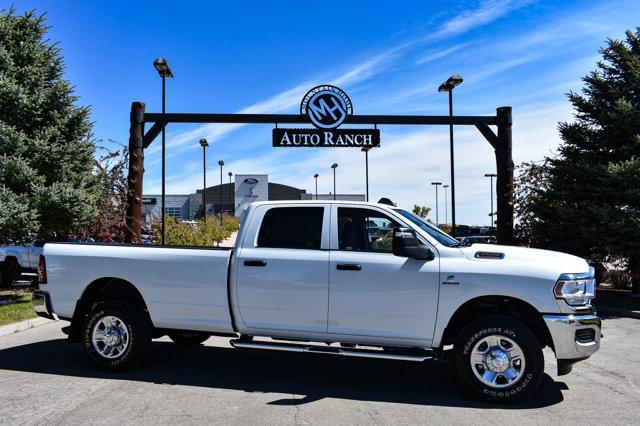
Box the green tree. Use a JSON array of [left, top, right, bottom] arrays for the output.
[[0, 9, 98, 243], [515, 29, 640, 293], [412, 205, 431, 219]]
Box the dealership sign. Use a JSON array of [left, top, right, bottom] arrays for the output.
[[272, 85, 380, 148]]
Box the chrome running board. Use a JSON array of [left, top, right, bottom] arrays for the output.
[[229, 339, 432, 362]]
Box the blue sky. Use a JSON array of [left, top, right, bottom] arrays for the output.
[[12, 0, 640, 225]]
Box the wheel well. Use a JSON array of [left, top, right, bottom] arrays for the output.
[[441, 296, 551, 348], [70, 277, 151, 340]]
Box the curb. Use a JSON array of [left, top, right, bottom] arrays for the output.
[[0, 317, 55, 337], [596, 306, 640, 320]]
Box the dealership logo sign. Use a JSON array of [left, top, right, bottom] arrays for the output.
[[273, 85, 380, 148], [243, 178, 260, 184], [301, 85, 352, 129]]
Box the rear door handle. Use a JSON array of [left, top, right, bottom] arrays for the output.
[[244, 260, 267, 267], [336, 264, 362, 271]]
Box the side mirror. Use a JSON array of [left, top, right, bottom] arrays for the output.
[[392, 227, 435, 261]]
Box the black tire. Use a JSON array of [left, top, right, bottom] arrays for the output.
[[168, 331, 210, 345], [82, 300, 151, 371], [454, 315, 544, 402]]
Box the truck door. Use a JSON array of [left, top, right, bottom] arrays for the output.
[[234, 205, 330, 333], [328, 206, 440, 343]]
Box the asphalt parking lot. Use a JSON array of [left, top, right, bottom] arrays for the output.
[[1, 316, 639, 425]]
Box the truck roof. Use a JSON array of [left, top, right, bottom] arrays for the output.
[[249, 200, 398, 208]]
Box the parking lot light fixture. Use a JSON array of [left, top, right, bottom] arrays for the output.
[[361, 147, 371, 202], [484, 173, 498, 227], [218, 160, 224, 225], [331, 163, 338, 200], [199, 138, 209, 221], [443, 184, 449, 225], [430, 181, 442, 226], [313, 174, 319, 200], [153, 57, 174, 245], [438, 73, 463, 237]]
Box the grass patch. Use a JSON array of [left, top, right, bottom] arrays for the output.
[[0, 291, 37, 327]]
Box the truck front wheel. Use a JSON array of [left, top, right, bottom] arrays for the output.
[[82, 301, 151, 371], [454, 315, 544, 402]]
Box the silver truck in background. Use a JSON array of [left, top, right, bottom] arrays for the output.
[[0, 244, 43, 287]]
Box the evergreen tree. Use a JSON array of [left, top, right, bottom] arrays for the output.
[[0, 8, 98, 242], [515, 28, 640, 293]]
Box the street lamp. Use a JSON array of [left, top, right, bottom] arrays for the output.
[[313, 174, 319, 200], [228, 171, 233, 216], [218, 160, 224, 225], [153, 57, 174, 245], [484, 173, 497, 228], [431, 182, 442, 226], [331, 163, 338, 200], [199, 138, 209, 222], [438, 74, 463, 237], [443, 184, 449, 226], [361, 147, 371, 202]]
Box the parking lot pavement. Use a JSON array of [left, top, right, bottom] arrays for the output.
[[1, 317, 639, 425]]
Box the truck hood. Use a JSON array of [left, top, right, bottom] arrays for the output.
[[458, 243, 589, 274]]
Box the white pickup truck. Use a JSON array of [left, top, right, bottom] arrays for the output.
[[33, 200, 601, 402], [0, 244, 42, 287]]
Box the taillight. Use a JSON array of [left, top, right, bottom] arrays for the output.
[[38, 255, 47, 285]]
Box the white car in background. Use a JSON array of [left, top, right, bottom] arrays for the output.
[[0, 244, 42, 287]]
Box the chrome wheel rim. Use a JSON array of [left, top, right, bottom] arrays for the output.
[[470, 334, 525, 389], [92, 315, 129, 359]]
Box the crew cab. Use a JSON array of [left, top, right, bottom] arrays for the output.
[[33, 200, 601, 401]]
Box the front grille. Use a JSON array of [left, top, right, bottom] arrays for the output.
[[575, 328, 596, 344]]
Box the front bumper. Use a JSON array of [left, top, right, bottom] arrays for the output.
[[543, 313, 601, 361], [32, 290, 55, 320]]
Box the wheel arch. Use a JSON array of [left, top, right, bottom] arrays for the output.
[[70, 277, 152, 341], [440, 295, 552, 349]]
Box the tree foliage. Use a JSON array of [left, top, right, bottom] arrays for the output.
[[0, 8, 98, 243], [152, 215, 241, 247], [515, 28, 640, 292], [412, 205, 431, 219]]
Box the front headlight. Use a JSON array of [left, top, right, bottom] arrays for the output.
[[553, 267, 596, 306]]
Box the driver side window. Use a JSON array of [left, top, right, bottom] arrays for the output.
[[337, 208, 398, 253]]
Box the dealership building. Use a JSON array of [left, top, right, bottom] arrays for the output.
[[142, 174, 365, 222]]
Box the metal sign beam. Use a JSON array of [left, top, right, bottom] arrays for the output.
[[126, 103, 514, 246]]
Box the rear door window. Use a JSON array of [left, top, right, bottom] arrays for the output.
[[257, 207, 324, 249]]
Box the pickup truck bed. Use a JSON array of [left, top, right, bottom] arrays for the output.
[[44, 243, 234, 334]]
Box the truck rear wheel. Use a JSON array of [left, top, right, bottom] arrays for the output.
[[82, 300, 151, 371], [168, 331, 210, 345], [454, 315, 544, 402]]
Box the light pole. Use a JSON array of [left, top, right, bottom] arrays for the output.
[[484, 173, 497, 227], [361, 147, 370, 202], [218, 160, 224, 225], [331, 163, 338, 200], [431, 182, 442, 226], [228, 171, 233, 216], [199, 138, 209, 221], [153, 57, 174, 245], [313, 174, 319, 200], [438, 74, 463, 237], [443, 184, 449, 225]]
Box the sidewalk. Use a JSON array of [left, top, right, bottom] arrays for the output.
[[0, 317, 54, 337], [219, 231, 238, 248]]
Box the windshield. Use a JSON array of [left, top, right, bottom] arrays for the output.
[[394, 209, 460, 247]]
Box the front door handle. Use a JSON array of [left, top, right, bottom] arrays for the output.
[[244, 260, 267, 267], [336, 264, 362, 271]]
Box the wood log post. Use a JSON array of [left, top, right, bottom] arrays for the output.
[[125, 102, 146, 244], [495, 106, 514, 245]]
